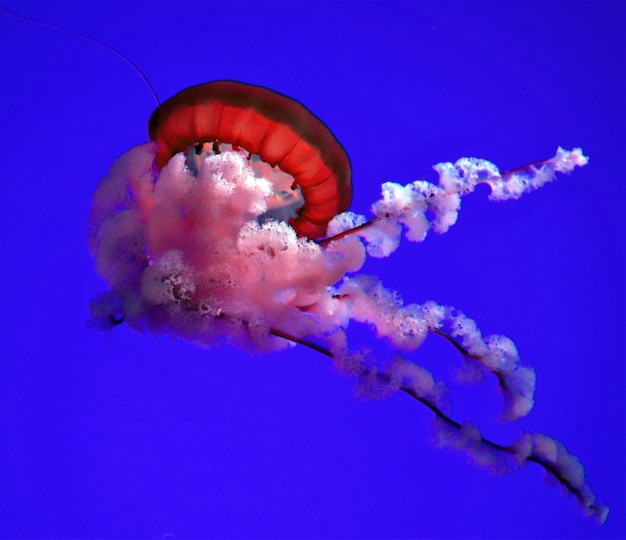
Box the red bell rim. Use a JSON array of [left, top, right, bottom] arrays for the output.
[[148, 80, 352, 239]]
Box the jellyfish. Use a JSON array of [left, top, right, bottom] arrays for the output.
[[88, 80, 608, 523]]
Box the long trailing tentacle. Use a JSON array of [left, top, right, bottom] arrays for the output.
[[270, 325, 608, 524], [318, 149, 588, 249], [0, 5, 160, 107]]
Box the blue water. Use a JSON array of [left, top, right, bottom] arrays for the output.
[[0, 1, 624, 538]]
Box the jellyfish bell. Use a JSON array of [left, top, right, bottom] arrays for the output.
[[88, 78, 607, 523], [148, 80, 352, 239]]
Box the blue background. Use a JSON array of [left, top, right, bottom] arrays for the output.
[[0, 1, 624, 538]]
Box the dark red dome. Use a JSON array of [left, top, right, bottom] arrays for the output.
[[148, 81, 351, 239]]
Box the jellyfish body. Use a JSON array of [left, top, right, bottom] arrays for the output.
[[148, 81, 352, 239], [88, 81, 607, 523]]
